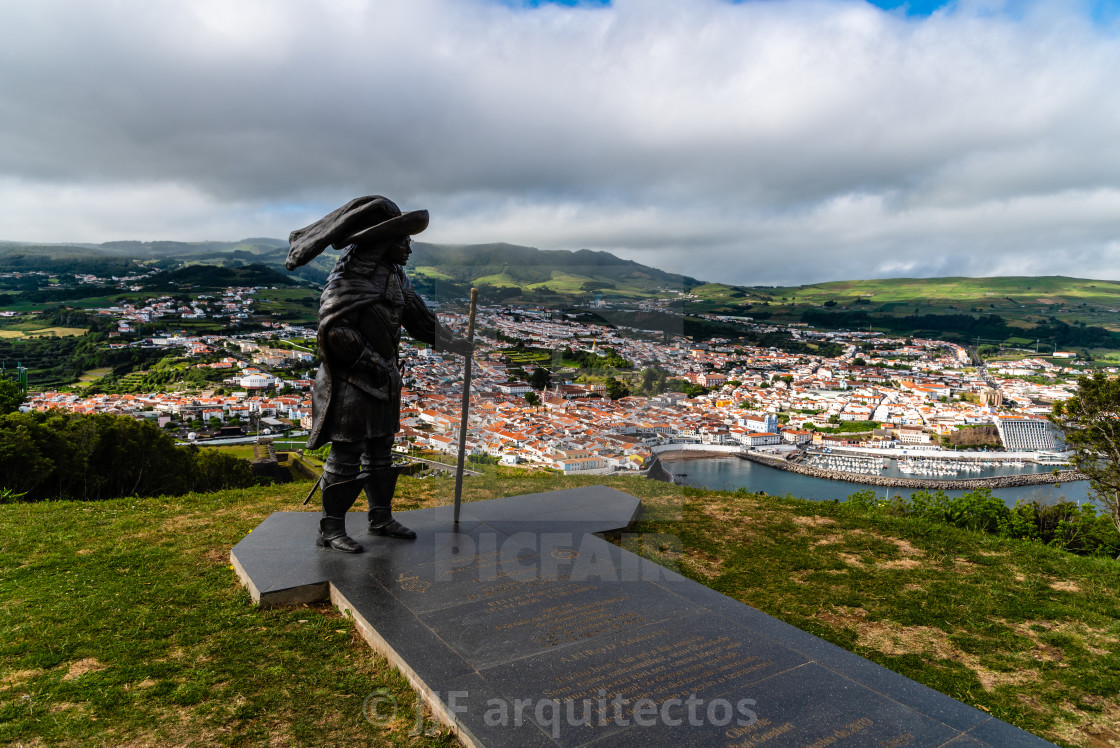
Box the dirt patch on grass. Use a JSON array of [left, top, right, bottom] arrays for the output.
[[816, 606, 870, 628], [879, 557, 923, 570], [951, 558, 978, 574], [63, 658, 107, 681], [1010, 620, 1119, 658], [816, 528, 875, 543], [792, 515, 835, 527], [703, 503, 754, 525], [114, 721, 235, 748], [203, 547, 230, 565], [817, 608, 1039, 692], [164, 515, 216, 533], [1050, 579, 1082, 593], [886, 537, 924, 557], [693, 503, 760, 543], [872, 536, 925, 569], [684, 549, 724, 580], [1, 668, 44, 687], [1046, 697, 1120, 748]]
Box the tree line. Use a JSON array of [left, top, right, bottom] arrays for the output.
[[0, 412, 259, 502]]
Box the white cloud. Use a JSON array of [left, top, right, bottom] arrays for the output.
[[0, 0, 1118, 284]]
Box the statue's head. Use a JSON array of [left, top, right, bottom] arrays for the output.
[[286, 195, 428, 271]]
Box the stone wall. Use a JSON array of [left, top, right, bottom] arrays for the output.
[[645, 455, 675, 484], [650, 444, 742, 455]]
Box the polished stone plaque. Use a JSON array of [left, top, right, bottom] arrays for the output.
[[232, 486, 1053, 747]]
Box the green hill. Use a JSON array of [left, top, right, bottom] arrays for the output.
[[5, 239, 1120, 351], [683, 276, 1120, 355], [0, 239, 701, 300], [144, 263, 300, 291], [766, 276, 1120, 327], [1, 470, 1115, 746], [404, 242, 702, 302]]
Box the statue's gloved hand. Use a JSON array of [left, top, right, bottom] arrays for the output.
[[444, 337, 474, 357], [435, 325, 473, 358], [354, 348, 399, 389]]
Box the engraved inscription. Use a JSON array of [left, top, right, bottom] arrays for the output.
[[545, 628, 774, 706], [491, 592, 646, 647]]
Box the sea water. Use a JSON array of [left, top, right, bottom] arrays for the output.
[[659, 455, 1096, 508]]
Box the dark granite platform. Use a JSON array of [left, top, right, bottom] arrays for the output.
[[231, 485, 1054, 747]]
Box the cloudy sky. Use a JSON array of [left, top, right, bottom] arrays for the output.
[[2, 0, 1119, 286]]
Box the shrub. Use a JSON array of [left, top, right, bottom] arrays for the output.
[[945, 489, 1009, 533], [999, 500, 1120, 557], [843, 485, 1120, 558]]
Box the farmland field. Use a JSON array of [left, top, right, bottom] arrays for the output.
[[0, 326, 88, 339], [75, 367, 113, 387]]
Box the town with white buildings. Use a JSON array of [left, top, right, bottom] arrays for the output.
[[20, 283, 1101, 473]]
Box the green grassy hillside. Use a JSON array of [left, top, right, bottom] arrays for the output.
[[406, 243, 702, 302], [5, 240, 1120, 354], [1, 471, 1117, 746], [756, 276, 1120, 331]]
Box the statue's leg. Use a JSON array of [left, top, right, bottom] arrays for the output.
[[364, 436, 416, 540], [318, 441, 365, 553]]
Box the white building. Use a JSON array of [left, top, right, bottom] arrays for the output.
[[995, 416, 1062, 452], [239, 374, 278, 390], [556, 456, 608, 473], [740, 432, 781, 447], [738, 413, 778, 433]]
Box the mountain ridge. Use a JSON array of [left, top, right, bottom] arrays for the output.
[[2, 239, 1119, 338]]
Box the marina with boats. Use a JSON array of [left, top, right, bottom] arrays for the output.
[[742, 449, 1084, 491], [801, 452, 1035, 478]]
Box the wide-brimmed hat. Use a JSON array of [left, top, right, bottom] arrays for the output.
[[285, 195, 428, 270]]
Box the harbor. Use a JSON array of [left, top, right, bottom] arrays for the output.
[[657, 448, 1095, 507], [749, 449, 1085, 491]]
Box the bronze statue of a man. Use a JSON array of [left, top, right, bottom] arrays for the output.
[[286, 196, 472, 553]]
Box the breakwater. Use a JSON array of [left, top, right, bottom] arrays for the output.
[[737, 452, 1086, 491], [645, 455, 676, 483]]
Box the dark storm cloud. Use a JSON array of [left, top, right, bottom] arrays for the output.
[[1, 0, 1119, 284]]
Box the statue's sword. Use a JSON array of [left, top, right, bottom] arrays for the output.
[[301, 474, 321, 506], [453, 288, 479, 524]]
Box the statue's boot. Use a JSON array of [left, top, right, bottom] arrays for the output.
[[317, 475, 364, 553], [366, 467, 416, 540]]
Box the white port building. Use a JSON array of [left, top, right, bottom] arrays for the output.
[[995, 416, 1062, 452]]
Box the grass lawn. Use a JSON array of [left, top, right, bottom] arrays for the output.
[[199, 444, 259, 460], [1, 472, 1117, 746]]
